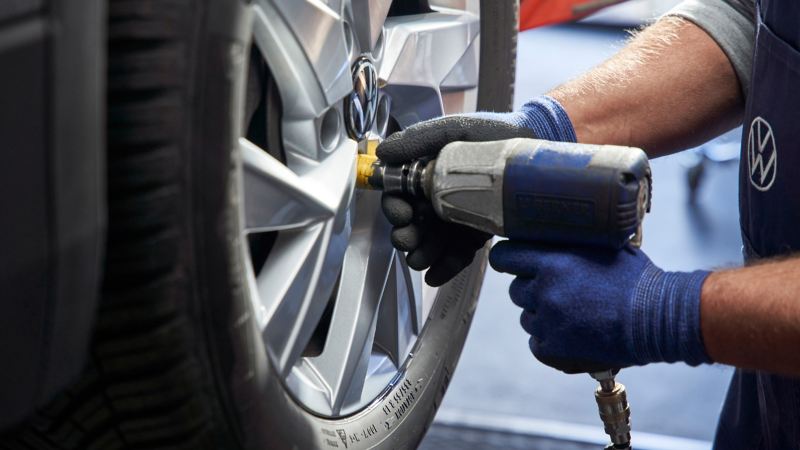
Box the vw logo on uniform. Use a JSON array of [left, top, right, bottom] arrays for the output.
[[747, 116, 778, 192], [345, 57, 379, 140]]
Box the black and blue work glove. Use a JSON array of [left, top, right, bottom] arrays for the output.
[[377, 95, 576, 286], [489, 241, 713, 374]]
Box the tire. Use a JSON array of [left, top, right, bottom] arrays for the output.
[[477, 0, 519, 113], [0, 0, 517, 448]]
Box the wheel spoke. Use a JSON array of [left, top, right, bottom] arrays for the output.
[[258, 217, 352, 378], [308, 191, 395, 414], [245, 135, 356, 377], [374, 253, 417, 368], [379, 10, 479, 127], [405, 255, 425, 335], [348, 0, 393, 52], [241, 138, 334, 232], [255, 223, 324, 377], [415, 278, 440, 334]]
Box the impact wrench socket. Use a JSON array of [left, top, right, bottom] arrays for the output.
[[356, 137, 650, 448]]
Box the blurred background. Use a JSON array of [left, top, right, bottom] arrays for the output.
[[422, 1, 742, 448]]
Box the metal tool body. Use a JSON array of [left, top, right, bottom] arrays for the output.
[[358, 138, 651, 248], [357, 137, 650, 449]]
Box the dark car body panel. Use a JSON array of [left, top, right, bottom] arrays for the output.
[[0, 0, 105, 429]]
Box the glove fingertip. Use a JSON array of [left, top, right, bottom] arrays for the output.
[[406, 237, 443, 271], [381, 194, 414, 226], [509, 277, 537, 309], [425, 254, 471, 287], [391, 225, 421, 252], [528, 336, 544, 359], [489, 241, 539, 277], [424, 262, 449, 287], [424, 261, 457, 287], [405, 250, 432, 271], [423, 269, 450, 287], [519, 311, 537, 335], [375, 138, 404, 163], [488, 241, 514, 272], [377, 130, 430, 163]]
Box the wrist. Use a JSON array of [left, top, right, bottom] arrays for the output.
[[513, 95, 577, 143], [631, 262, 712, 366], [470, 95, 577, 143]]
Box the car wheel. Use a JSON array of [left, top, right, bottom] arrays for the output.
[[1, 0, 517, 448]]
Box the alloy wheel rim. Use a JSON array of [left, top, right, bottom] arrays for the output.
[[240, 0, 481, 418]]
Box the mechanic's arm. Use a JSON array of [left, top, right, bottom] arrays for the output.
[[702, 259, 800, 375], [550, 13, 748, 157]]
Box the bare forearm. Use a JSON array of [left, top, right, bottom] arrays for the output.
[[548, 17, 744, 157], [701, 258, 800, 375]]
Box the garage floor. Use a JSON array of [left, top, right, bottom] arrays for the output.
[[420, 23, 741, 449], [422, 423, 599, 450]]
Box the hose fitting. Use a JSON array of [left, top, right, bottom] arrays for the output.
[[592, 371, 632, 449]]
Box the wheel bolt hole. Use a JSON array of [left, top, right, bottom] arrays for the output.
[[320, 108, 341, 151], [376, 94, 391, 137], [343, 21, 355, 57]]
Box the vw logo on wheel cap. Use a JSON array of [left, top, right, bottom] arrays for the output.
[[345, 58, 379, 140]]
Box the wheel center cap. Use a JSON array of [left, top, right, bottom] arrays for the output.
[[345, 57, 379, 140]]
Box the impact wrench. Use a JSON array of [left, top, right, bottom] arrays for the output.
[[356, 137, 652, 450]]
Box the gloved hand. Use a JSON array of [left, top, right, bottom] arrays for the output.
[[377, 95, 576, 286], [489, 241, 712, 374]]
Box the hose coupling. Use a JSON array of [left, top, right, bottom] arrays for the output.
[[592, 371, 632, 449]]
